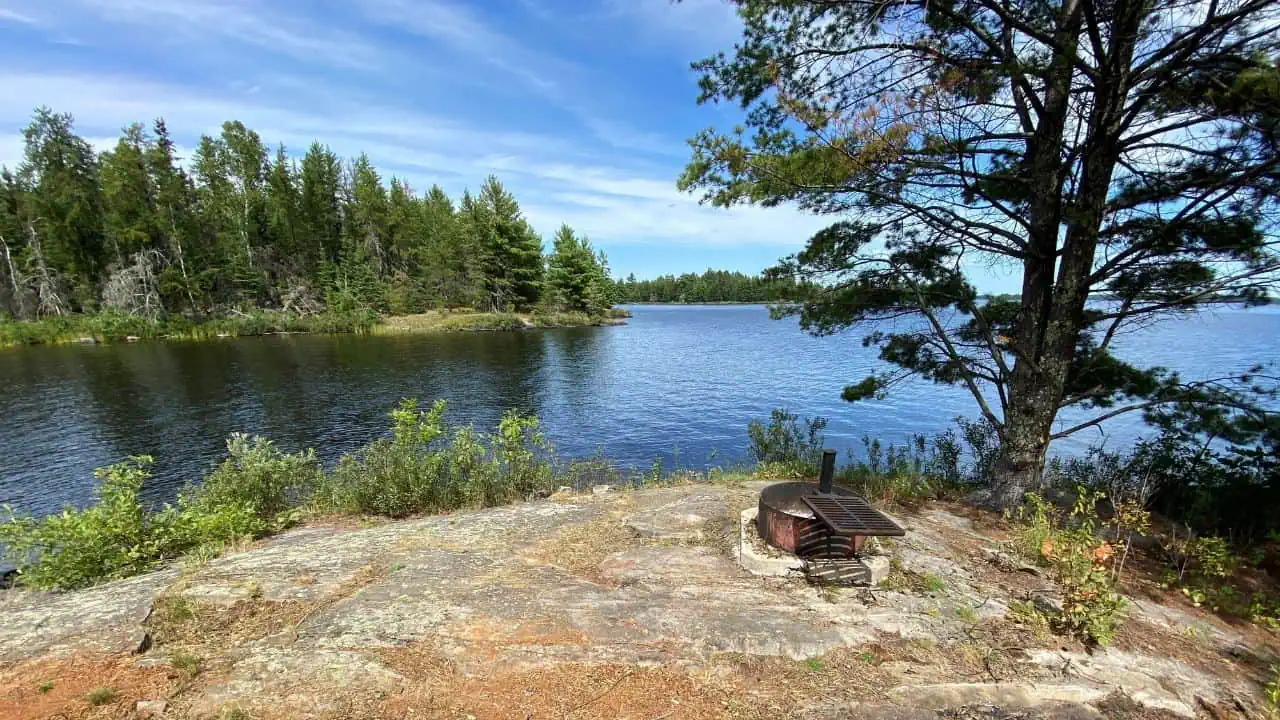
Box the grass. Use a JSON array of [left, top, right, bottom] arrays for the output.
[[85, 687, 116, 706], [372, 309, 623, 335], [171, 652, 201, 677], [36, 681, 53, 693], [802, 658, 825, 672], [922, 572, 947, 592], [0, 309, 375, 347]]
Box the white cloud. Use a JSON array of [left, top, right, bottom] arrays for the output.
[[0, 7, 39, 24], [40, 0, 388, 69]]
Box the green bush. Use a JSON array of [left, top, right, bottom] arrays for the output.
[[314, 399, 555, 518], [181, 434, 320, 536], [1009, 489, 1128, 647], [0, 458, 179, 589], [747, 408, 828, 475]]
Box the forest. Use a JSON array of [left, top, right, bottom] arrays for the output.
[[612, 269, 813, 303], [0, 108, 616, 325]]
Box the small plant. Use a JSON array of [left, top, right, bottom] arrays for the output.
[[172, 652, 201, 677], [802, 657, 825, 672], [1267, 665, 1280, 720], [1009, 489, 1128, 647], [85, 687, 117, 706], [37, 681, 54, 693], [954, 605, 979, 624], [922, 573, 947, 593]]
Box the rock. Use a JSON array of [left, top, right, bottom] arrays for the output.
[[864, 555, 890, 586], [135, 699, 168, 718], [1033, 593, 1064, 615], [126, 335, 141, 342], [556, 485, 573, 495], [129, 629, 152, 655], [591, 484, 613, 495], [75, 336, 97, 344]]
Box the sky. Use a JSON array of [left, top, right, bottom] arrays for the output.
[[0, 0, 1023, 290]]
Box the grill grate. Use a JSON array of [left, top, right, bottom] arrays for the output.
[[801, 495, 905, 537], [804, 558, 875, 585]]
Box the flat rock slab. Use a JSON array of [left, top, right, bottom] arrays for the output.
[[0, 484, 1267, 720]]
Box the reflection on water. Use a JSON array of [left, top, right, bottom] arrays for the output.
[[2, 304, 1277, 517]]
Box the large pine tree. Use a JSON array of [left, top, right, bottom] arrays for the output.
[[681, 0, 1280, 506]]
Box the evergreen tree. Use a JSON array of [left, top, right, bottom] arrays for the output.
[[299, 143, 343, 274], [477, 176, 542, 311], [681, 0, 1280, 506], [146, 119, 202, 313], [100, 123, 159, 263], [17, 107, 105, 310], [546, 224, 608, 313]]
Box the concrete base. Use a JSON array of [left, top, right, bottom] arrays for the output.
[[737, 507, 890, 586], [737, 507, 805, 578]]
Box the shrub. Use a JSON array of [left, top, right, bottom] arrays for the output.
[[181, 434, 320, 536], [1009, 488, 1128, 647], [0, 458, 178, 590], [747, 408, 828, 475], [314, 399, 555, 517]]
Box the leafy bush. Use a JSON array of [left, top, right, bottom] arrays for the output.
[[0, 458, 179, 589], [747, 408, 828, 475], [314, 399, 554, 517], [1009, 488, 1128, 647], [181, 434, 320, 536]]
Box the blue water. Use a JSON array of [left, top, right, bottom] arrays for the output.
[[1, 304, 1277, 518]]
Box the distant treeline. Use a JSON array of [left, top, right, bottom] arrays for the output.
[[0, 108, 615, 323], [612, 269, 815, 304]]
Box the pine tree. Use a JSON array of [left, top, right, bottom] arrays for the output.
[[147, 119, 202, 313], [299, 143, 343, 276], [17, 107, 106, 310], [546, 224, 608, 313], [477, 176, 542, 311], [682, 0, 1280, 506]]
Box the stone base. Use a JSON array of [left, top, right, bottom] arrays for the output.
[[737, 507, 805, 577], [737, 508, 890, 586]]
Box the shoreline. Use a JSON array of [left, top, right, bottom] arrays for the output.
[[0, 308, 631, 348]]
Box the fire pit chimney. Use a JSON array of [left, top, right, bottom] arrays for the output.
[[818, 449, 836, 494]]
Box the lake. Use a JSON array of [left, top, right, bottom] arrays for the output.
[[2, 303, 1277, 518]]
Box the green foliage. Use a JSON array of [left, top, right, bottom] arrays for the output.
[[179, 434, 320, 537], [0, 457, 174, 589], [747, 408, 828, 475], [37, 681, 54, 694], [679, 0, 1280, 513], [313, 399, 555, 518], [1009, 490, 1128, 647], [613, 268, 813, 304], [1, 107, 612, 330], [85, 687, 116, 706]]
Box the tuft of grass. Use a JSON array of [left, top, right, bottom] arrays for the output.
[[85, 687, 117, 706], [955, 605, 979, 624], [922, 573, 947, 592], [171, 652, 202, 677], [802, 658, 825, 672], [37, 681, 54, 693]]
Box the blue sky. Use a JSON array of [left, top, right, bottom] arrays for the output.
[[0, 0, 1022, 290]]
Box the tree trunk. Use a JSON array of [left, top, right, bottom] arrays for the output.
[[0, 234, 26, 318]]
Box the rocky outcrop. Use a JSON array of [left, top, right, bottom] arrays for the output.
[[0, 484, 1271, 720]]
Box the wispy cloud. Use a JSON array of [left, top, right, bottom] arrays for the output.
[[0, 7, 40, 25], [356, 0, 572, 97], [66, 0, 387, 69]]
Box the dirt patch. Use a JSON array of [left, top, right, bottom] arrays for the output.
[[149, 595, 312, 650], [381, 662, 734, 720], [0, 653, 177, 720], [521, 506, 648, 584]]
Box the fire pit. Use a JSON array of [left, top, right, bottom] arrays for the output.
[[757, 450, 905, 561]]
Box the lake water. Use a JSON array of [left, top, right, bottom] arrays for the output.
[[2, 303, 1277, 518]]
